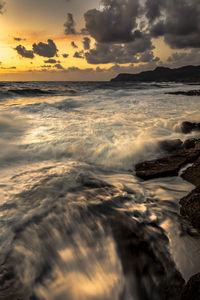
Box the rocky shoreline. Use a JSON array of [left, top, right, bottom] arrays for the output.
[[135, 121, 200, 299], [166, 90, 200, 96]]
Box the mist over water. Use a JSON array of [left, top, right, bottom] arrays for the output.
[[0, 81, 200, 299]]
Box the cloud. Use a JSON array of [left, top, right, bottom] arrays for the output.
[[71, 41, 78, 48], [62, 53, 69, 58], [84, 0, 141, 43], [167, 49, 200, 66], [14, 37, 26, 42], [85, 33, 158, 64], [82, 0, 200, 67], [145, 0, 163, 24], [0, 66, 16, 69], [147, 0, 200, 49], [73, 51, 84, 59], [41, 65, 52, 68], [32, 39, 58, 58], [83, 37, 91, 50], [44, 59, 60, 64], [15, 45, 34, 59], [54, 63, 65, 70], [64, 13, 76, 35]]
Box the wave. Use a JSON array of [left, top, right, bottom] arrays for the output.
[[8, 88, 56, 96]]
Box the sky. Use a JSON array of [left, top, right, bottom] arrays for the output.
[[0, 0, 200, 81]]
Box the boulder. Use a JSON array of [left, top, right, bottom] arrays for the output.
[[135, 149, 200, 180], [158, 139, 183, 152], [182, 138, 199, 149], [181, 121, 200, 134], [181, 157, 200, 186], [179, 187, 200, 232], [180, 273, 200, 300]]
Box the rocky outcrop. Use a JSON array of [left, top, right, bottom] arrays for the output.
[[179, 188, 200, 232], [180, 273, 200, 300], [135, 137, 200, 233], [158, 139, 183, 152], [181, 121, 200, 134], [135, 149, 199, 180], [181, 157, 200, 186], [111, 65, 200, 83], [167, 90, 200, 96]]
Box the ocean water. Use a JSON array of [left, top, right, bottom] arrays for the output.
[[0, 81, 200, 300]]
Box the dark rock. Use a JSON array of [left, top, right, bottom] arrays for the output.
[[181, 121, 200, 134], [182, 138, 199, 149], [108, 212, 185, 300], [111, 65, 200, 83], [158, 139, 183, 153], [181, 157, 200, 187], [135, 149, 200, 180], [167, 90, 200, 96], [180, 273, 200, 300], [179, 187, 200, 232]]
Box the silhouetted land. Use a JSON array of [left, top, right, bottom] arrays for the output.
[[111, 65, 200, 83]]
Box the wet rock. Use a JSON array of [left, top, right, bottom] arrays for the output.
[[179, 187, 200, 232], [182, 138, 199, 149], [167, 90, 200, 96], [181, 121, 200, 134], [135, 149, 200, 180], [181, 157, 200, 186], [108, 212, 185, 300], [158, 139, 183, 153], [180, 273, 200, 300]]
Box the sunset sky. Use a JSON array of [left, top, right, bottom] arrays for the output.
[[0, 0, 200, 80]]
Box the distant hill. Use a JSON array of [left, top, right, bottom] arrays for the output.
[[110, 65, 200, 83]]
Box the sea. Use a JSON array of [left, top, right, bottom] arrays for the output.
[[0, 81, 200, 300]]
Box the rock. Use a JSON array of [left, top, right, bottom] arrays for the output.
[[181, 157, 200, 186], [108, 212, 185, 300], [181, 121, 200, 134], [182, 138, 199, 149], [158, 139, 183, 152], [135, 149, 200, 180], [179, 187, 200, 232], [167, 90, 200, 96], [180, 273, 200, 300]]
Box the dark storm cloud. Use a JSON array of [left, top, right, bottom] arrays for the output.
[[64, 13, 76, 35], [83, 0, 158, 64], [85, 33, 157, 64], [84, 0, 141, 43], [71, 41, 78, 48], [62, 53, 69, 58], [44, 59, 60, 64], [83, 37, 91, 50], [145, 0, 163, 24], [83, 0, 200, 66], [146, 0, 200, 49], [32, 39, 58, 58], [15, 45, 34, 59], [73, 51, 84, 59]]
